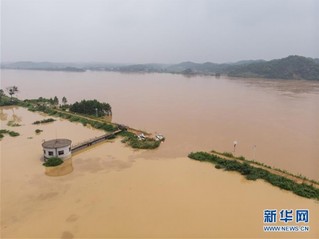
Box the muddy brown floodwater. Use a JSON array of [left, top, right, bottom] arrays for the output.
[[1, 70, 319, 238]]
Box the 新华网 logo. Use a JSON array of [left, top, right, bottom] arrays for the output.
[[263, 209, 310, 232]]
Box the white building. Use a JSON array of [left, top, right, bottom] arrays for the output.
[[42, 139, 72, 159]]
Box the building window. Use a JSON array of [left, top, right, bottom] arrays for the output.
[[58, 150, 64, 155], [43, 150, 46, 154], [48, 151, 54, 156]]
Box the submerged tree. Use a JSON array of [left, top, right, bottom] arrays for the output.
[[6, 86, 19, 101]]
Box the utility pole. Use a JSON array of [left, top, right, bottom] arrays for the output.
[[233, 141, 238, 153]]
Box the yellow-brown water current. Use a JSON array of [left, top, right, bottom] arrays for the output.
[[1, 70, 318, 238]]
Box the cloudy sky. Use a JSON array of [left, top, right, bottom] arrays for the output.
[[1, 0, 318, 63]]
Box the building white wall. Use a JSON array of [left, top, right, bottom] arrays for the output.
[[43, 145, 71, 159]]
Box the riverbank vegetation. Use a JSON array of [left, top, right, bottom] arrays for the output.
[[188, 151, 319, 200], [0, 91, 18, 106], [0, 129, 20, 139]]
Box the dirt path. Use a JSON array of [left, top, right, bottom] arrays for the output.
[[53, 108, 148, 135]]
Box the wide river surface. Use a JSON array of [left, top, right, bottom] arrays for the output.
[[2, 70, 319, 179], [1, 70, 319, 238]]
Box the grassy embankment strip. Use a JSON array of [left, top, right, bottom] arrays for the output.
[[19, 101, 117, 132], [0, 129, 20, 139], [19, 101, 160, 149], [188, 151, 319, 200], [214, 151, 319, 186]]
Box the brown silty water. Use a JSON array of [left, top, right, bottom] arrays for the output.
[[2, 70, 319, 179], [1, 70, 319, 238]]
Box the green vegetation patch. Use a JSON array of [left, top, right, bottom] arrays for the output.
[[70, 99, 111, 117], [188, 151, 319, 200], [0, 88, 19, 106], [8, 131, 20, 137], [32, 118, 55, 125], [43, 157, 64, 167], [119, 131, 160, 149], [0, 96, 14, 106], [0, 129, 20, 138]]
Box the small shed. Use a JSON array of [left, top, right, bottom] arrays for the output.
[[42, 139, 72, 159]]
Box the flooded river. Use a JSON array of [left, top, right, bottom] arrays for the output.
[[2, 70, 319, 179], [1, 70, 319, 238]]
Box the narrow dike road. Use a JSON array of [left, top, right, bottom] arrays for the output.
[[53, 108, 149, 136], [211, 152, 319, 189]]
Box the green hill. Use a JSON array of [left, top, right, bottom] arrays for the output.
[[228, 55, 319, 80]]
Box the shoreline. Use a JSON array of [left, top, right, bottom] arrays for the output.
[[2, 67, 319, 81]]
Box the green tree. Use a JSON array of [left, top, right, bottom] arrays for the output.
[[70, 99, 112, 117], [62, 96, 67, 105], [53, 96, 59, 105], [6, 86, 19, 101]]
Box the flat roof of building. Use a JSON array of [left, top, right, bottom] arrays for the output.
[[42, 139, 72, 149]]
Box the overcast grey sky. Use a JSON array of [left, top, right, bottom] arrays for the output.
[[1, 0, 318, 63]]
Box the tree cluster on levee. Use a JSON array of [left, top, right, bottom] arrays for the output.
[[69, 99, 111, 117], [20, 97, 111, 117]]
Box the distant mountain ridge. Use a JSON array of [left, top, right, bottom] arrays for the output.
[[228, 56, 319, 80], [2, 55, 319, 80], [1, 61, 86, 72]]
